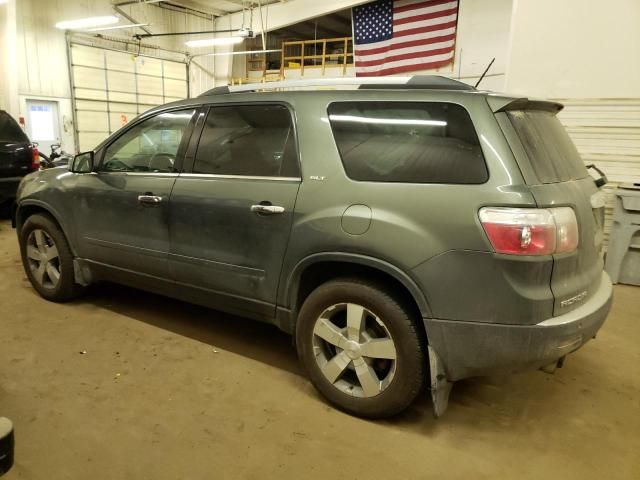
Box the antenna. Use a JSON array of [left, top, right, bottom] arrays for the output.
[[474, 57, 495, 89]]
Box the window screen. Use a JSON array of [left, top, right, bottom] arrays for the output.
[[507, 110, 588, 184], [102, 109, 195, 173], [328, 102, 487, 184], [193, 104, 299, 177]]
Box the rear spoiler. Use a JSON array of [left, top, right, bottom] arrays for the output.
[[486, 95, 564, 114]]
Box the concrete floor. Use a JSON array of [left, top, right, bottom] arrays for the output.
[[0, 219, 638, 480]]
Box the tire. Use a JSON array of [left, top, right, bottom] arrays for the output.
[[19, 213, 83, 302], [296, 278, 426, 418]]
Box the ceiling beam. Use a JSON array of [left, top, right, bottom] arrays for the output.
[[215, 0, 368, 34]]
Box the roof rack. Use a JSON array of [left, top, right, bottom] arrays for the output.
[[200, 75, 474, 96]]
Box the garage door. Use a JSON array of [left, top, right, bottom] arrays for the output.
[[70, 44, 188, 152], [557, 98, 640, 245]]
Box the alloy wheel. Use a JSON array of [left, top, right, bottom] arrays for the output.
[[25, 229, 61, 289], [312, 303, 397, 398]]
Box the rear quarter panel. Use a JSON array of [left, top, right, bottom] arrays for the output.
[[277, 91, 543, 322]]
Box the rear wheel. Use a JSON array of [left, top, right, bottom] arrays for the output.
[[296, 278, 426, 418], [19, 213, 82, 302]]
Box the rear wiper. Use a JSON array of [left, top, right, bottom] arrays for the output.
[[586, 164, 608, 188]]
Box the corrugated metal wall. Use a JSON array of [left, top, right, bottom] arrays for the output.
[[70, 43, 188, 152], [16, 0, 216, 151], [557, 98, 640, 244]]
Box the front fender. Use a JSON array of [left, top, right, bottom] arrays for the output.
[[15, 199, 78, 256]]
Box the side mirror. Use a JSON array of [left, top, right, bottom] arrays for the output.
[[70, 151, 94, 173]]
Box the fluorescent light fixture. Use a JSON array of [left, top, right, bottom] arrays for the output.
[[329, 115, 447, 127], [55, 15, 119, 30], [185, 37, 244, 48], [200, 49, 281, 57], [85, 23, 149, 32]]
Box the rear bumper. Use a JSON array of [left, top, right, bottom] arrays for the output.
[[424, 272, 613, 381]]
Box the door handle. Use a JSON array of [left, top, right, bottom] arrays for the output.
[[138, 194, 163, 206], [251, 204, 285, 215]]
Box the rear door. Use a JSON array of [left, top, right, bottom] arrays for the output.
[[169, 103, 301, 319], [500, 106, 605, 316]]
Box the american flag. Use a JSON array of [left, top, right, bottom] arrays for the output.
[[353, 0, 459, 77]]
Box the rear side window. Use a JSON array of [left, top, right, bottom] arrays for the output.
[[0, 111, 29, 143], [507, 110, 588, 184], [193, 104, 299, 177], [327, 102, 487, 184]]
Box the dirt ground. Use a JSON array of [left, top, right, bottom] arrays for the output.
[[0, 219, 638, 479]]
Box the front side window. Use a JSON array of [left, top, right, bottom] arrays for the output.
[[328, 102, 487, 184], [193, 104, 299, 177], [101, 109, 195, 173]]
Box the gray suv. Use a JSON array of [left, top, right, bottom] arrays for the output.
[[13, 76, 613, 418]]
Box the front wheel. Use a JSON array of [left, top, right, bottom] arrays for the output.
[[19, 213, 83, 302], [296, 278, 426, 418]]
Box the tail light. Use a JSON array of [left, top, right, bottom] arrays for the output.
[[479, 207, 579, 256], [31, 146, 40, 170]]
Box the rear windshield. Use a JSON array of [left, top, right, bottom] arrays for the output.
[[0, 111, 29, 143], [508, 110, 588, 183], [328, 102, 488, 184]]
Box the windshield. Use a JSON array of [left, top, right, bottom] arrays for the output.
[[0, 111, 29, 143], [508, 110, 588, 184]]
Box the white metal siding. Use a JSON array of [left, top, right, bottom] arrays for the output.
[[70, 44, 188, 151], [557, 98, 640, 244]]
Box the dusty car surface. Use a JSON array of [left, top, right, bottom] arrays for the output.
[[13, 76, 612, 418]]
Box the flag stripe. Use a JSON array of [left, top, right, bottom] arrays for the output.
[[356, 50, 454, 73], [355, 33, 456, 59], [356, 44, 455, 67], [393, 19, 457, 38], [393, 13, 457, 32], [354, 0, 458, 77], [356, 53, 454, 75], [394, 0, 457, 20], [394, 7, 458, 25], [394, 0, 456, 14], [355, 39, 454, 63]]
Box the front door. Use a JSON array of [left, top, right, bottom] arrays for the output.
[[74, 108, 196, 278], [169, 103, 301, 318], [26, 100, 60, 154]]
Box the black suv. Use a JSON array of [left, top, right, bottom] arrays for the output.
[[13, 76, 612, 418], [0, 110, 39, 215]]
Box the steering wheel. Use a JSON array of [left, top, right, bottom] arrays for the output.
[[148, 153, 175, 172], [103, 158, 130, 171]]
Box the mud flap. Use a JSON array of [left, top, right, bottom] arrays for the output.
[[428, 345, 453, 418], [73, 258, 92, 286]]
